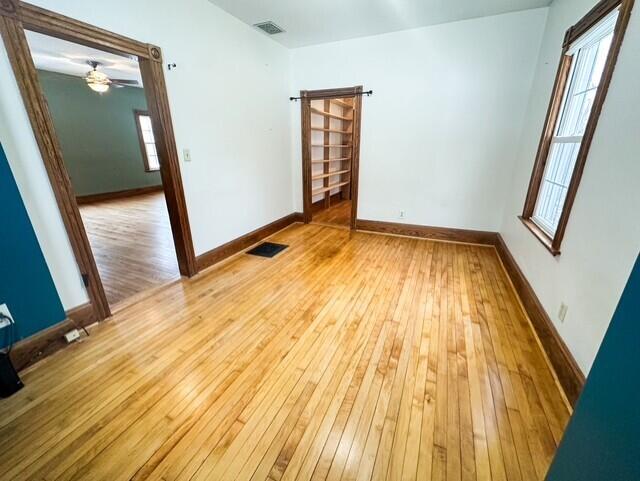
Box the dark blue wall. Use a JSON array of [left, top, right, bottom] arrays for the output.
[[546, 254, 640, 480], [0, 144, 66, 349]]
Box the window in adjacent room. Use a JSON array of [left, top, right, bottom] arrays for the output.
[[520, 1, 630, 255], [134, 110, 160, 172]]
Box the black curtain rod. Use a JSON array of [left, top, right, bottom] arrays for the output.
[[289, 90, 373, 101]]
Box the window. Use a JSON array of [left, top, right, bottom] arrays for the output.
[[521, 0, 631, 255], [533, 13, 616, 236], [134, 110, 160, 172]]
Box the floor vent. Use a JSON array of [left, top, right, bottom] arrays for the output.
[[247, 242, 288, 258], [253, 21, 285, 35]]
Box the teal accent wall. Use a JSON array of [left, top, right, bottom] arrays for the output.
[[37, 70, 161, 196], [546, 254, 640, 480], [0, 144, 66, 349]]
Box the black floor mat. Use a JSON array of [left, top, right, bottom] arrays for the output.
[[246, 242, 288, 258]]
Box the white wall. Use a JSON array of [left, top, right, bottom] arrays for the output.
[[500, 0, 640, 373], [290, 9, 548, 231], [0, 57, 86, 309], [0, 0, 293, 310]]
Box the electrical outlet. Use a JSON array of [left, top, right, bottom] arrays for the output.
[[0, 303, 15, 330], [558, 303, 568, 322], [64, 329, 81, 344], [399, 210, 406, 219], [183, 148, 192, 162]]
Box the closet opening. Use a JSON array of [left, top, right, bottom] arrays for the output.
[[300, 86, 364, 229]]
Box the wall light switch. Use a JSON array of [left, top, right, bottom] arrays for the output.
[[183, 149, 192, 162], [558, 303, 568, 322], [0, 303, 15, 330]]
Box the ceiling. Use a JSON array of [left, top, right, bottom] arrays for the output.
[[25, 30, 143, 85], [208, 0, 552, 48]]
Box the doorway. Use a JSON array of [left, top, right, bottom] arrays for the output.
[[300, 86, 364, 229], [0, 3, 196, 320], [25, 31, 181, 307]]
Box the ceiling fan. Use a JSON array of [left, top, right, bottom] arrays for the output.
[[84, 61, 140, 93]]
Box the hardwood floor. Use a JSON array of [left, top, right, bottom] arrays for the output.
[[79, 191, 180, 306], [0, 223, 570, 481], [313, 199, 351, 227]]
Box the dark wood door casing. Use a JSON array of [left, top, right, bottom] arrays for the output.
[[0, 1, 197, 320]]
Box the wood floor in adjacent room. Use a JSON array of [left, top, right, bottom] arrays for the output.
[[313, 199, 351, 227], [0, 223, 571, 481], [79, 191, 181, 306]]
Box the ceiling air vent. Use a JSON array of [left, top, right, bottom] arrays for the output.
[[254, 21, 285, 35]]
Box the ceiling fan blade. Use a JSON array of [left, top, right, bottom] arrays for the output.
[[110, 79, 140, 86]]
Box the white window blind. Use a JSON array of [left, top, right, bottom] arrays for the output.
[[532, 9, 618, 236]]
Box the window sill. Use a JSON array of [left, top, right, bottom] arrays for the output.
[[518, 216, 561, 257]]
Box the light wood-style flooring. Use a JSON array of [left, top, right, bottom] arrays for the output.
[[0, 223, 570, 481], [79, 191, 180, 306], [313, 200, 351, 227]]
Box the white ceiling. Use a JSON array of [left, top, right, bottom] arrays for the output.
[[208, 0, 552, 48], [25, 30, 143, 85]]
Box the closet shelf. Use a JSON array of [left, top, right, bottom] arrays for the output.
[[330, 99, 354, 109], [311, 144, 352, 148], [310, 107, 352, 121], [312, 181, 350, 196], [311, 157, 350, 164], [310, 127, 352, 134], [312, 169, 350, 180]]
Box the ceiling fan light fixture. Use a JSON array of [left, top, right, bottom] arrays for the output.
[[87, 81, 109, 93], [85, 63, 110, 93]]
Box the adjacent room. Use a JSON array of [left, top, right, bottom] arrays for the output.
[[0, 0, 638, 480], [25, 31, 180, 307]]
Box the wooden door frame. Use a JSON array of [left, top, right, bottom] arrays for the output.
[[0, 1, 197, 321], [300, 86, 363, 230]]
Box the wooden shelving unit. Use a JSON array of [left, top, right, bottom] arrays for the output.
[[310, 127, 351, 134], [311, 144, 352, 148], [311, 157, 350, 164], [312, 169, 350, 180], [330, 98, 354, 109], [312, 181, 350, 196], [300, 86, 363, 228], [310, 107, 353, 121], [308, 96, 356, 209]]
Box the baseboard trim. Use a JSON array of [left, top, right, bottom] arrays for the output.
[[196, 213, 304, 272], [356, 218, 497, 246], [76, 185, 163, 204], [10, 302, 97, 372], [494, 234, 585, 405]]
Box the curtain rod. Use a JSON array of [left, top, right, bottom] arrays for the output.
[[289, 90, 373, 101]]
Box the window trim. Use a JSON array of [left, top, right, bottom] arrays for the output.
[[134, 109, 160, 172], [521, 0, 634, 256]]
